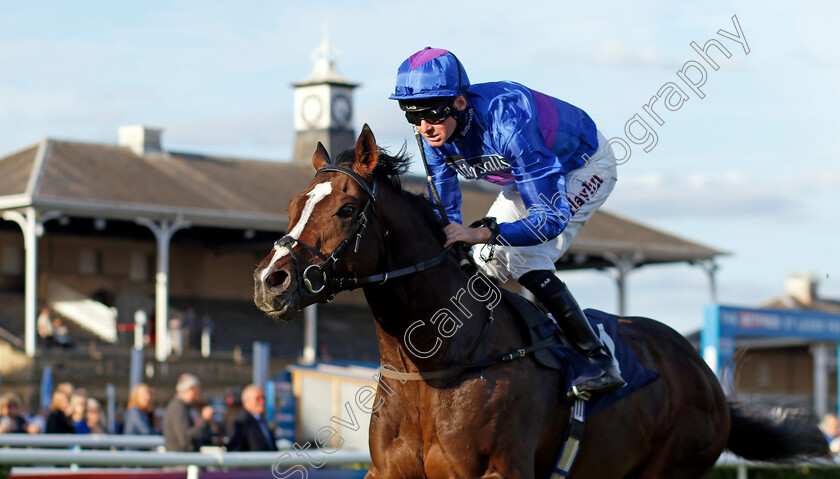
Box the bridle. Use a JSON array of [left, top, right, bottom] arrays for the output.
[[274, 164, 560, 387], [271, 164, 452, 299]]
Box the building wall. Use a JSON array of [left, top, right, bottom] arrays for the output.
[[735, 348, 814, 394], [40, 234, 157, 299], [0, 231, 25, 289], [169, 241, 262, 299], [734, 347, 838, 411], [0, 230, 261, 303]]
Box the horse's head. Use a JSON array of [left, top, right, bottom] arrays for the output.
[[254, 125, 387, 320]]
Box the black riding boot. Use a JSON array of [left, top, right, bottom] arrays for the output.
[[519, 270, 625, 398]]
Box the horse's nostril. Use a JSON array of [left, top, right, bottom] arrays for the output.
[[266, 270, 289, 289]]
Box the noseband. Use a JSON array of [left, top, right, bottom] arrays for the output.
[[271, 164, 452, 299]]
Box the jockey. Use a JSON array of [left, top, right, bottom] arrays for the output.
[[390, 47, 625, 397]]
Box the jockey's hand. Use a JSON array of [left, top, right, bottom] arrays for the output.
[[443, 223, 492, 247]]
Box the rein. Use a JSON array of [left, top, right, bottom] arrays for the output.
[[273, 164, 453, 297], [276, 163, 557, 384]]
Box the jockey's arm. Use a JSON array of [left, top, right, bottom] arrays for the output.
[[489, 100, 573, 246], [426, 145, 463, 225], [496, 173, 571, 246], [444, 171, 571, 248]]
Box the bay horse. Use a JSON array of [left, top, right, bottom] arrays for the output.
[[254, 125, 828, 478]]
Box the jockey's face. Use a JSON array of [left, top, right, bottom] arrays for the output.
[[415, 96, 467, 148]]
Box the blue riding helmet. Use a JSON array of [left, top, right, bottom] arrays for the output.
[[389, 47, 470, 100]]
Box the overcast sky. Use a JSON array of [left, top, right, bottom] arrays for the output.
[[1, 0, 838, 334]]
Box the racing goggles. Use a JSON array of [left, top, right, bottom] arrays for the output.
[[402, 100, 455, 126]]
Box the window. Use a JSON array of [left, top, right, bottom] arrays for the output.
[[79, 249, 101, 275], [129, 252, 151, 282], [2, 244, 24, 276]]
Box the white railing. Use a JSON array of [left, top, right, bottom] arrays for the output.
[[0, 325, 24, 349], [715, 452, 840, 479], [0, 447, 371, 479], [0, 433, 163, 449], [0, 448, 370, 467], [1, 438, 837, 479]]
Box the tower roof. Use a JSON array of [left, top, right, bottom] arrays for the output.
[[293, 22, 359, 87]]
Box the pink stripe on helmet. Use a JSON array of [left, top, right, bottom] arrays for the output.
[[408, 47, 450, 70]]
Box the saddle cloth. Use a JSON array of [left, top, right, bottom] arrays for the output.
[[503, 291, 660, 415]]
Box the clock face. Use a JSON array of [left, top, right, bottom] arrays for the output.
[[332, 94, 352, 127], [301, 95, 323, 127]]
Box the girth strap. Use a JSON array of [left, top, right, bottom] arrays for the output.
[[378, 336, 558, 381]]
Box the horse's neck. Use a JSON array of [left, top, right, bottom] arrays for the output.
[[363, 190, 490, 373]]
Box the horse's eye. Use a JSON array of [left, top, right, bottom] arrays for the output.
[[338, 205, 355, 219]]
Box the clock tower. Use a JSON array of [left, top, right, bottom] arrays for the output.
[[292, 29, 359, 164]]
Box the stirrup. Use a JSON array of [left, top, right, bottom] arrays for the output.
[[566, 371, 625, 401], [567, 385, 592, 401]]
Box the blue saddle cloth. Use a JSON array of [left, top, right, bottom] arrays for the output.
[[535, 309, 660, 415]]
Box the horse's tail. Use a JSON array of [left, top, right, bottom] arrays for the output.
[[726, 401, 830, 461]]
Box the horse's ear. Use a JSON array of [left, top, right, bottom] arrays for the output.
[[312, 142, 330, 171], [354, 124, 379, 178]]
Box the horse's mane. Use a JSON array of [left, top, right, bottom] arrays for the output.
[[333, 146, 446, 244]]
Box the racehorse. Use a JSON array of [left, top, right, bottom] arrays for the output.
[[254, 125, 828, 478]]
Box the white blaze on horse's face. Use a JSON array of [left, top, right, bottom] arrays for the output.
[[260, 181, 333, 284]]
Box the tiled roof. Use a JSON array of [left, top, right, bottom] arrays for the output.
[[0, 143, 40, 197], [39, 140, 311, 215]]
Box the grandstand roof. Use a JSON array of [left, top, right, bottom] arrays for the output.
[[0, 138, 726, 270]]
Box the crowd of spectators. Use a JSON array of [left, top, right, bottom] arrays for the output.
[[0, 375, 279, 452]]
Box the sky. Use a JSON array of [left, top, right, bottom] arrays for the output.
[[1, 0, 838, 334]]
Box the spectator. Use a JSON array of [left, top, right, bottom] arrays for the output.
[[24, 410, 44, 434], [820, 413, 840, 455], [168, 315, 183, 356], [318, 344, 332, 362], [147, 312, 156, 347], [57, 382, 75, 421], [45, 391, 74, 434], [57, 382, 75, 397], [183, 307, 197, 351], [37, 308, 55, 348], [0, 392, 28, 433], [201, 314, 213, 357], [124, 383, 157, 435], [69, 390, 90, 434], [163, 374, 213, 451], [86, 398, 107, 434], [226, 384, 276, 451], [53, 317, 72, 349]]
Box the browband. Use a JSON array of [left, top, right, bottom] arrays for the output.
[[316, 165, 377, 200]]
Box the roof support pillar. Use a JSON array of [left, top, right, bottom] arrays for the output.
[[2, 208, 63, 357], [137, 216, 191, 362], [604, 252, 643, 316], [694, 259, 719, 303], [812, 343, 830, 418]]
